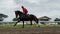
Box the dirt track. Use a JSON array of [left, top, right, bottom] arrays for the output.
[[0, 28, 60, 34]]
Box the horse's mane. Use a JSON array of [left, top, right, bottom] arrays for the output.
[[15, 10, 23, 14]]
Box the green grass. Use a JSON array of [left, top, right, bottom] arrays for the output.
[[0, 24, 60, 29]]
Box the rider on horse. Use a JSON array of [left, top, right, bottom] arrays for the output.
[[21, 6, 30, 17], [21, 6, 28, 15]]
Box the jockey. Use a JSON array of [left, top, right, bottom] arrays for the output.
[[21, 6, 28, 14]]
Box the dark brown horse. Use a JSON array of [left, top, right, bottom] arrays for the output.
[[14, 10, 39, 28]]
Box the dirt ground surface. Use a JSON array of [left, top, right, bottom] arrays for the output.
[[0, 28, 60, 34]]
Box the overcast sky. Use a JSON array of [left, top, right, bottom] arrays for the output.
[[0, 0, 60, 21]]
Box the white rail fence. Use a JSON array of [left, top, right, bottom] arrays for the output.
[[39, 21, 60, 25], [0, 21, 60, 25]]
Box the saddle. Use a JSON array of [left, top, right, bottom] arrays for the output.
[[27, 14, 30, 17], [20, 14, 30, 18]]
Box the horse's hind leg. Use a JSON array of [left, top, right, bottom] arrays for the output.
[[14, 20, 20, 26]]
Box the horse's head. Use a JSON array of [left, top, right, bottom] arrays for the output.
[[15, 10, 23, 18], [15, 10, 19, 18]]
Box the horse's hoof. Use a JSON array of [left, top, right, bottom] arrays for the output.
[[36, 25, 40, 27], [38, 25, 40, 27], [22, 27, 24, 28], [14, 25, 16, 27]]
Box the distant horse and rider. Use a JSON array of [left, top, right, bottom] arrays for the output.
[[14, 6, 39, 28]]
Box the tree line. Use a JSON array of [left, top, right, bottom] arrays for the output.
[[0, 14, 60, 21], [12, 16, 60, 21]]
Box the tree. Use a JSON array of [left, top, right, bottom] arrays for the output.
[[54, 18, 60, 25], [12, 18, 19, 21], [54, 18, 60, 21], [0, 13, 8, 21], [39, 16, 51, 25], [39, 16, 51, 21]]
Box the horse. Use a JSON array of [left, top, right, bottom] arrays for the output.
[[14, 10, 39, 28]]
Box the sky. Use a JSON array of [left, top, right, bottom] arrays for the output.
[[0, 0, 60, 21]]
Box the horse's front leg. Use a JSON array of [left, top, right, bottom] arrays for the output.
[[14, 19, 20, 27], [30, 20, 32, 25], [22, 21, 24, 28]]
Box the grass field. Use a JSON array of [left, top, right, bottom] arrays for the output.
[[0, 24, 60, 29], [0, 24, 60, 34]]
